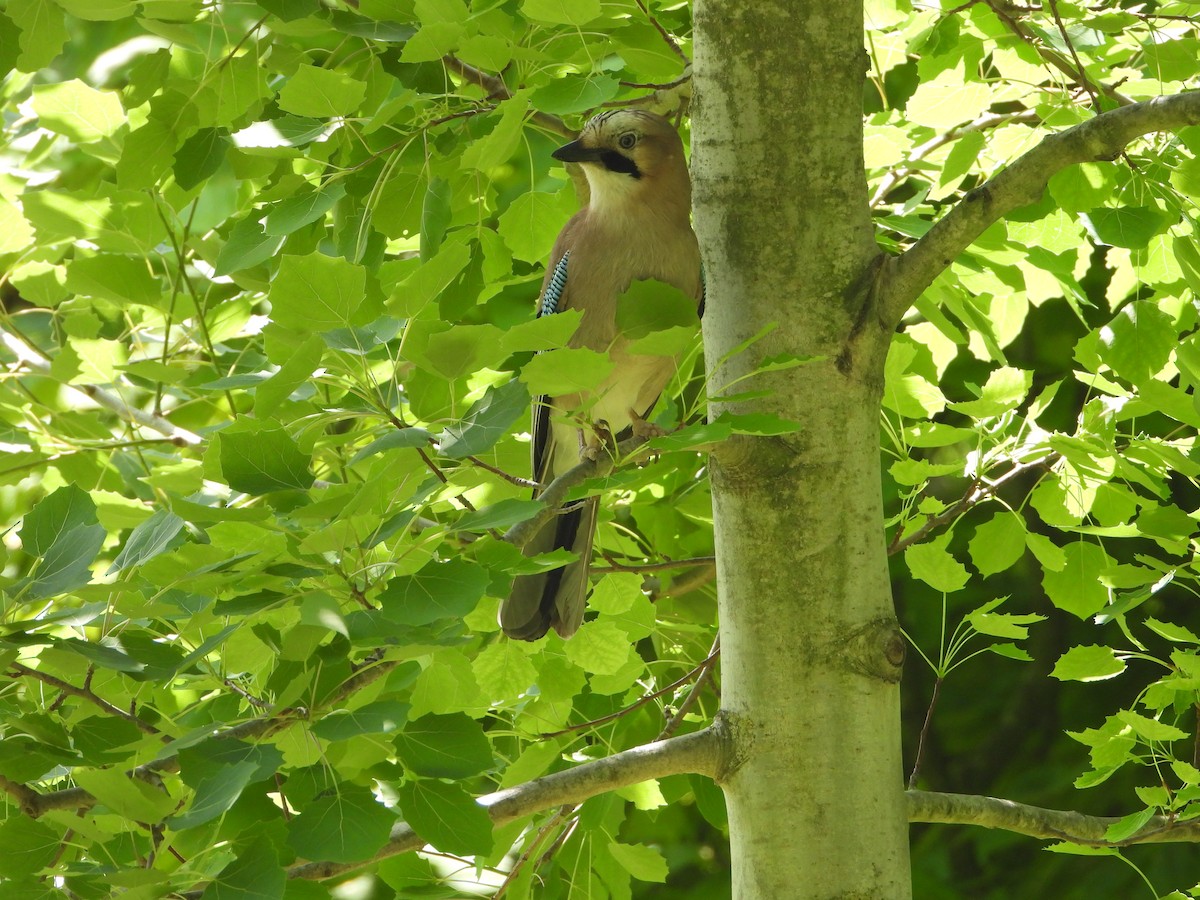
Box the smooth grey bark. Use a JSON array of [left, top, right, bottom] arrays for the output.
[[693, 2, 911, 898]]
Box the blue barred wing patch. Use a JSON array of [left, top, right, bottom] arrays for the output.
[[539, 251, 570, 317]]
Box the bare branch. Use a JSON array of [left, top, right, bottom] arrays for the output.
[[288, 726, 723, 881], [880, 90, 1200, 328], [910, 790, 1200, 845]]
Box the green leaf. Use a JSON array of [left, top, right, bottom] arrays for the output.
[[521, 0, 601, 25], [379, 558, 489, 625], [1051, 645, 1127, 682], [1080, 207, 1168, 249], [421, 324, 508, 380], [20, 484, 98, 556], [607, 841, 669, 883], [255, 333, 325, 416], [472, 640, 538, 700], [312, 700, 410, 741], [1144, 618, 1200, 644], [438, 379, 531, 459], [31, 79, 124, 142], [66, 253, 161, 306], [218, 425, 314, 494], [500, 308, 582, 353], [616, 279, 700, 338], [170, 760, 259, 830], [968, 514, 1026, 576], [454, 499, 544, 533], [1116, 710, 1188, 742], [532, 75, 621, 115], [519, 347, 614, 397], [966, 600, 1044, 640], [1098, 301, 1175, 385], [386, 238, 471, 316], [1172, 156, 1200, 198], [350, 428, 434, 465], [173, 128, 230, 190], [201, 835, 286, 900], [1103, 807, 1156, 843], [256, 0, 318, 21], [420, 177, 453, 260], [215, 217, 286, 275], [394, 713, 493, 778], [905, 538, 969, 593], [1042, 542, 1111, 619], [1026, 532, 1066, 572], [397, 779, 493, 857], [949, 366, 1031, 418], [9, 0, 68, 71], [460, 92, 529, 171], [17, 523, 105, 601], [277, 65, 367, 117], [0, 817, 59, 878], [108, 510, 185, 573], [264, 183, 346, 236], [564, 620, 633, 674], [288, 784, 395, 863], [268, 253, 365, 331], [498, 190, 574, 263], [72, 767, 177, 822]]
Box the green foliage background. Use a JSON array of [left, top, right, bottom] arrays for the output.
[[0, 0, 1198, 897]]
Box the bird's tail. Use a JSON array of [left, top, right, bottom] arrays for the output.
[[500, 496, 598, 641]]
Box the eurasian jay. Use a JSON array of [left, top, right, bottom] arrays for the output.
[[500, 109, 703, 641]]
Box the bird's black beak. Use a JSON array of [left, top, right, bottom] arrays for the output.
[[551, 139, 604, 163]]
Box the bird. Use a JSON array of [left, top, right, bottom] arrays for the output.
[[499, 109, 703, 641]]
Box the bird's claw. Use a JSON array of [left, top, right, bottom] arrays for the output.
[[627, 408, 667, 441]]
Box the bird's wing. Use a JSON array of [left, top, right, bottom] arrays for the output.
[[531, 247, 571, 487]]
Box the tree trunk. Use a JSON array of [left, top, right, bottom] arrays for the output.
[[693, 2, 912, 897]]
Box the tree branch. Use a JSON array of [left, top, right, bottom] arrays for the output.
[[442, 56, 573, 138], [8, 663, 163, 737], [502, 432, 651, 551], [287, 725, 723, 881], [1, 330, 202, 446], [909, 790, 1200, 845], [13, 655, 402, 818], [881, 89, 1200, 328]]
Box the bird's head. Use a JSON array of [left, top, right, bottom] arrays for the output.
[[551, 110, 690, 214]]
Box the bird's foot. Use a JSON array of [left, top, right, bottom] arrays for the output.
[[579, 420, 615, 462], [627, 408, 667, 441]]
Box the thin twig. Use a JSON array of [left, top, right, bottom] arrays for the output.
[[887, 457, 1048, 556], [632, 0, 690, 63], [593, 555, 716, 574], [538, 645, 723, 739], [1046, 0, 1100, 111], [8, 664, 163, 737], [908, 675, 943, 789], [442, 56, 573, 137], [658, 638, 720, 739], [870, 110, 1040, 208], [1, 330, 202, 446], [494, 805, 578, 898], [985, 0, 1132, 106]]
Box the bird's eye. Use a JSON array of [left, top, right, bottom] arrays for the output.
[[618, 132, 637, 150]]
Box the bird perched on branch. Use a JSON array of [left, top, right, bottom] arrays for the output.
[[499, 109, 703, 641]]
